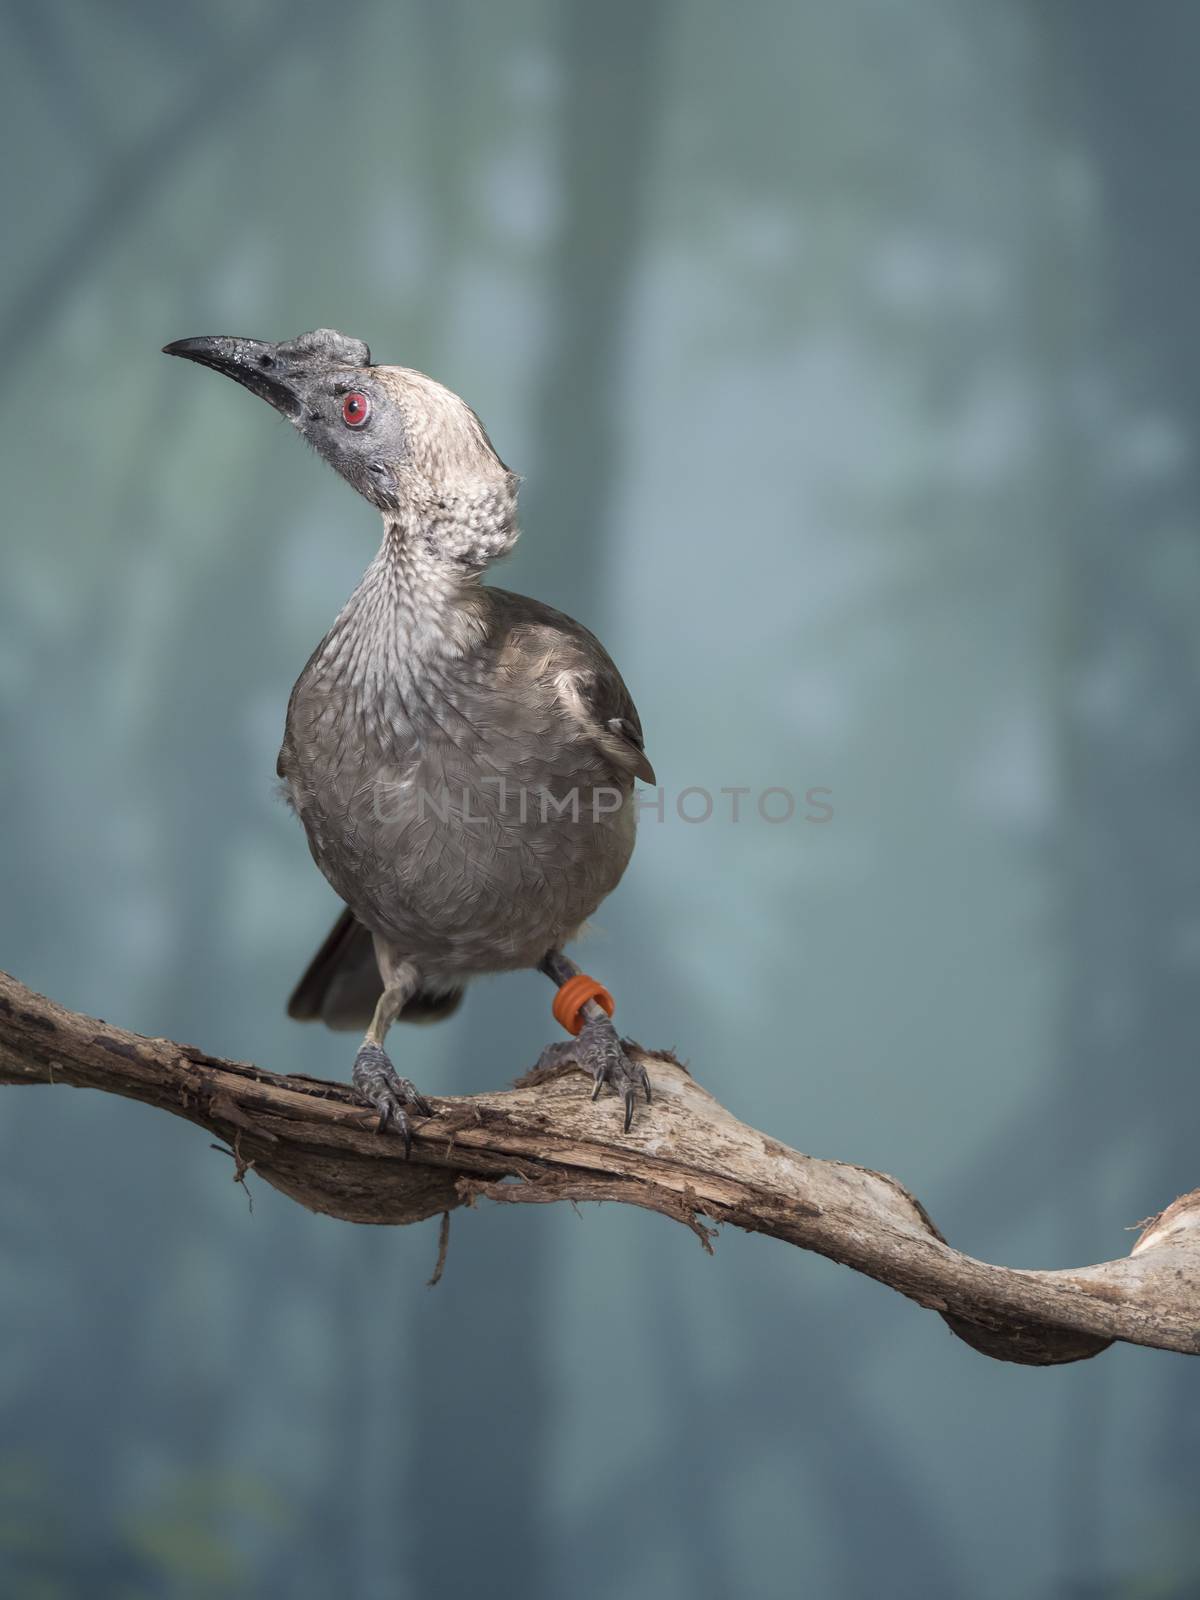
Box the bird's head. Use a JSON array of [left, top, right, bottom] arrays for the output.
[[164, 328, 519, 570]]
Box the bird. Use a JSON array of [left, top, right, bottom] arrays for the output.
[[164, 327, 656, 1149]]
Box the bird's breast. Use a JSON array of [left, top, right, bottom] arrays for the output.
[[279, 667, 636, 972]]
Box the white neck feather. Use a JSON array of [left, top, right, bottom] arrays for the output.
[[313, 520, 486, 698]]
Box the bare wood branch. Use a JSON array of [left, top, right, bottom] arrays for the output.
[[1, 968, 1196, 1367]]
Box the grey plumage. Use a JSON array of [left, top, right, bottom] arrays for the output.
[[165, 328, 655, 1138]]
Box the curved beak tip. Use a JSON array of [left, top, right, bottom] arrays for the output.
[[161, 334, 302, 418], [162, 337, 218, 362]]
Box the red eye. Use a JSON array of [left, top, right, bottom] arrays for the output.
[[342, 391, 370, 427]]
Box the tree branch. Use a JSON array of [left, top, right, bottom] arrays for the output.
[[1, 968, 1196, 1367]]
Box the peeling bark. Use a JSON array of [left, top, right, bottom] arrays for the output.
[[2, 967, 1196, 1367]]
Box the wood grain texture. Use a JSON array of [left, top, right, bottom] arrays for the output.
[[2, 967, 1196, 1367]]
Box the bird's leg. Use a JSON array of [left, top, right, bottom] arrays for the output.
[[535, 950, 652, 1133], [351, 945, 432, 1154]]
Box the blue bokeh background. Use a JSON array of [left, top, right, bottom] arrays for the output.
[[2, 2, 1199, 1594]]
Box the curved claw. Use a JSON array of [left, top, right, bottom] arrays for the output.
[[376, 1095, 413, 1157], [619, 1042, 655, 1105], [534, 1017, 656, 1133], [406, 1086, 434, 1118], [351, 1042, 430, 1159]]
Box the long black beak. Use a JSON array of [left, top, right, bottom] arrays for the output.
[[162, 335, 304, 418]]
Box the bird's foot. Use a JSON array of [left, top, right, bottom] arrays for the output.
[[351, 1042, 432, 1156], [534, 1015, 652, 1133]]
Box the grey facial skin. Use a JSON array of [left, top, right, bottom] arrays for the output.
[[165, 330, 402, 514], [165, 328, 655, 1146]]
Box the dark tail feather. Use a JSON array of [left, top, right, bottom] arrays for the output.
[[287, 906, 464, 1031], [286, 906, 377, 1029]]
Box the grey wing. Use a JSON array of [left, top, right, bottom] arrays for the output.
[[487, 588, 656, 784], [576, 652, 656, 784]]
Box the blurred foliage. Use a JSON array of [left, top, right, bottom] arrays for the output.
[[0, 1457, 286, 1597]]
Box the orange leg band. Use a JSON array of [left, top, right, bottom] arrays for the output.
[[552, 974, 615, 1036]]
